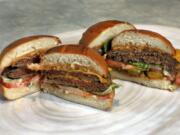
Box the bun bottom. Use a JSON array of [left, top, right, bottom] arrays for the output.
[[111, 70, 177, 91], [0, 82, 40, 100], [41, 83, 115, 110]]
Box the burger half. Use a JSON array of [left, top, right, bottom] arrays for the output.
[[79, 20, 180, 91], [105, 29, 180, 91], [79, 20, 136, 55], [28, 45, 117, 110], [0, 35, 61, 100]]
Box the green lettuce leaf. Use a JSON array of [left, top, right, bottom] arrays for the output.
[[129, 62, 150, 70], [94, 82, 120, 95], [102, 39, 113, 54]]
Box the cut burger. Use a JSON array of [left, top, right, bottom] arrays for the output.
[[79, 20, 180, 91], [0, 35, 61, 100], [106, 29, 180, 91], [79, 20, 136, 55], [28, 45, 117, 110]]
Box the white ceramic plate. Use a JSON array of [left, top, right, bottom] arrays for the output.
[[0, 25, 180, 135]]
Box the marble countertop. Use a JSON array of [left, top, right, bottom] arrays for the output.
[[0, 0, 180, 48]]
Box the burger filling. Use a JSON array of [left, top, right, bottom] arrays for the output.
[[1, 54, 40, 88], [98, 39, 112, 55], [27, 62, 117, 95], [41, 70, 114, 95], [106, 45, 179, 82]]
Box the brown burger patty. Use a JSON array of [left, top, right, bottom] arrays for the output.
[[2, 67, 35, 79], [42, 70, 101, 82], [2, 55, 40, 79], [13, 55, 40, 67], [44, 77, 109, 93], [43, 70, 111, 93], [106, 47, 178, 74]]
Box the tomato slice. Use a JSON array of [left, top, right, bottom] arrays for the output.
[[106, 59, 136, 70], [175, 73, 180, 86], [106, 59, 125, 68], [0, 78, 3, 93], [3, 82, 23, 88], [2, 75, 40, 89]]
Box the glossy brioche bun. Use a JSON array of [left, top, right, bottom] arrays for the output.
[[79, 20, 135, 49], [0, 35, 61, 72], [112, 29, 175, 55]]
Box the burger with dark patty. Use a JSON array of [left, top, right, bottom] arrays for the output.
[[79, 20, 180, 91], [0, 35, 61, 100], [28, 45, 117, 110], [105, 29, 180, 91]]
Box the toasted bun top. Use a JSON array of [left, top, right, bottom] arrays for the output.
[[41, 45, 109, 77], [79, 20, 136, 48], [0, 35, 61, 71], [112, 29, 175, 55]]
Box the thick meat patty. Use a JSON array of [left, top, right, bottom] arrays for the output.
[[42, 70, 111, 93], [106, 46, 178, 74], [2, 67, 34, 79], [2, 55, 40, 79]]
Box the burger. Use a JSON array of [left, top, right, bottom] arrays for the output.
[[79, 20, 136, 55], [79, 20, 180, 91], [28, 45, 117, 110], [0, 35, 61, 100], [106, 29, 180, 91]]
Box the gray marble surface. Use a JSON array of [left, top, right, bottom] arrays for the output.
[[0, 0, 180, 49]]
